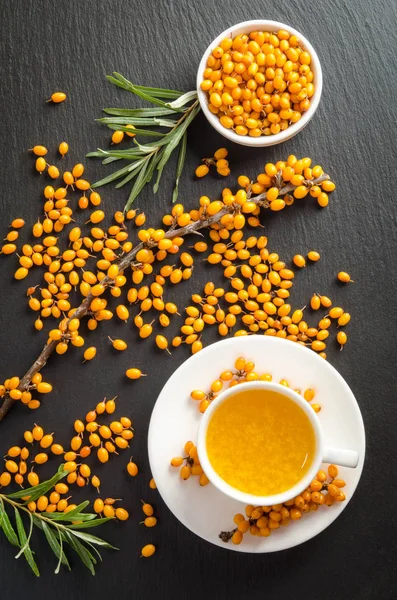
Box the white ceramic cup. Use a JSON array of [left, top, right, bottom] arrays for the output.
[[197, 381, 358, 506], [196, 20, 323, 147]]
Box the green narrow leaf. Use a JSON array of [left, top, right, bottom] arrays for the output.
[[70, 529, 117, 549], [99, 148, 147, 157], [135, 134, 176, 149], [107, 74, 170, 108], [86, 150, 108, 158], [0, 500, 20, 547], [41, 522, 70, 573], [115, 167, 141, 189], [43, 501, 90, 521], [7, 465, 67, 501], [157, 103, 200, 172], [172, 131, 187, 203], [102, 156, 121, 165], [15, 511, 34, 558], [105, 124, 165, 137], [108, 74, 183, 99], [63, 532, 95, 575], [92, 159, 145, 188], [133, 83, 184, 99], [84, 540, 104, 562], [124, 158, 150, 211], [68, 517, 114, 530], [103, 107, 177, 117], [165, 90, 198, 109], [133, 140, 161, 153], [14, 509, 40, 577], [142, 151, 161, 187], [97, 117, 177, 127]]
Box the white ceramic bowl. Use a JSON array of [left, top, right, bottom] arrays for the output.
[[196, 20, 323, 147], [197, 381, 359, 507]]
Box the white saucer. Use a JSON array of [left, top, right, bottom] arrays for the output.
[[148, 336, 365, 553]]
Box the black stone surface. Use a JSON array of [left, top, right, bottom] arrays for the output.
[[0, 1, 396, 599]]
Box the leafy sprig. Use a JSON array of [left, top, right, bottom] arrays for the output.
[[87, 72, 200, 210], [0, 465, 116, 576]]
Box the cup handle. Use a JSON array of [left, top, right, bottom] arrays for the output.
[[323, 447, 359, 468]]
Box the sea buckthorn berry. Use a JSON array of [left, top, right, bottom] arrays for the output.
[[109, 337, 128, 351], [116, 508, 129, 521], [337, 271, 353, 283], [328, 464, 338, 479], [74, 419, 85, 434], [50, 443, 64, 456], [337, 331, 348, 348], [105, 398, 116, 413], [127, 459, 138, 477], [40, 434, 54, 448], [30, 145, 48, 156], [337, 312, 351, 327], [293, 254, 306, 268], [195, 164, 209, 178], [126, 368, 146, 380], [328, 306, 344, 319], [83, 347, 97, 361], [33, 452, 48, 464], [94, 498, 104, 514], [48, 92, 67, 103], [141, 544, 156, 558], [97, 447, 109, 463], [307, 250, 320, 262]]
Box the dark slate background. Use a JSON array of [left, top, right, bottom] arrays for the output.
[[0, 1, 396, 599]]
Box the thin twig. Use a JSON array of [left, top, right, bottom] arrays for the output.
[[0, 174, 329, 422]]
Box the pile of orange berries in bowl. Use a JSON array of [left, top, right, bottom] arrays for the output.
[[197, 21, 322, 146]]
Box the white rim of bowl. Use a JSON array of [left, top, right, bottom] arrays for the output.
[[196, 20, 323, 147], [197, 380, 324, 506]]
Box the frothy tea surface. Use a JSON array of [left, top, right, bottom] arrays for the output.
[[206, 389, 316, 496]]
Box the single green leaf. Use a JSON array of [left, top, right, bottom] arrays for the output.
[[135, 134, 176, 149], [105, 124, 165, 137], [172, 131, 187, 203], [0, 500, 20, 547], [84, 540, 104, 562], [43, 501, 90, 521], [14, 509, 40, 577], [165, 90, 198, 109], [63, 532, 95, 575], [133, 83, 184, 99], [41, 521, 71, 573], [70, 529, 117, 549], [92, 159, 145, 188], [107, 74, 170, 108], [15, 511, 34, 558], [86, 150, 108, 158], [133, 140, 161, 153], [68, 517, 114, 530], [115, 166, 141, 189], [145, 152, 162, 184], [152, 155, 166, 194], [41, 512, 97, 522], [156, 103, 200, 174], [97, 116, 177, 128], [124, 159, 150, 211], [103, 107, 177, 117], [108, 74, 183, 99], [103, 149, 147, 157], [7, 466, 67, 501], [102, 156, 121, 165], [64, 532, 98, 566]]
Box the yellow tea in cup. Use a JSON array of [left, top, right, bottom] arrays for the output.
[[206, 388, 316, 496]]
